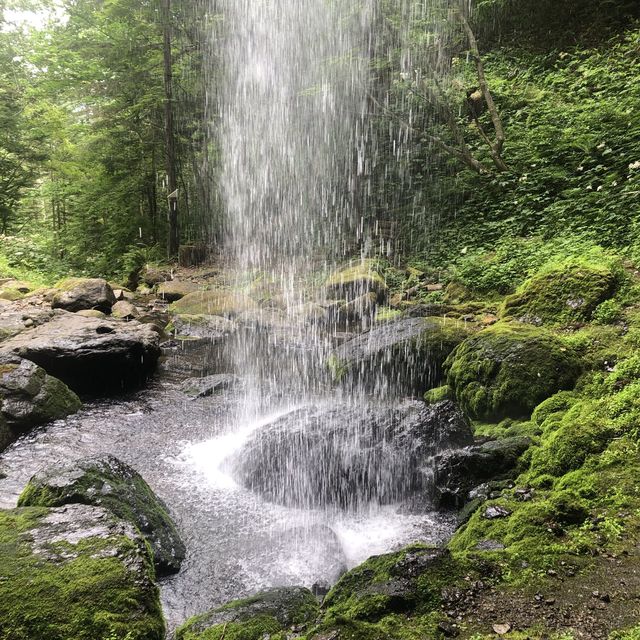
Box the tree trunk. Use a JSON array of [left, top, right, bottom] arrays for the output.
[[162, 0, 179, 258]]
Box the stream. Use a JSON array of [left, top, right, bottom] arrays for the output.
[[0, 343, 456, 634]]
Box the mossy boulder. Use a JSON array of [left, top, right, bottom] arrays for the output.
[[0, 355, 81, 452], [332, 317, 470, 396], [445, 323, 583, 420], [0, 504, 164, 640], [433, 436, 532, 508], [18, 455, 185, 576], [171, 289, 257, 318], [52, 278, 117, 314], [157, 280, 199, 302], [175, 587, 319, 640], [502, 261, 618, 325], [324, 260, 388, 303], [321, 545, 456, 624], [0, 280, 34, 300]]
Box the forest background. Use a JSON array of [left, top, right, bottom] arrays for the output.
[[0, 0, 639, 296]]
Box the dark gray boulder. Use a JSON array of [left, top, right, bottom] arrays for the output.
[[18, 455, 185, 577], [0, 354, 81, 452], [331, 317, 469, 396], [52, 278, 117, 313], [433, 436, 532, 508], [228, 400, 473, 509], [0, 312, 161, 394]]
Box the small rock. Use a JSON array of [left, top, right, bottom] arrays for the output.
[[545, 598, 556, 606], [547, 569, 558, 577], [438, 621, 458, 637], [482, 505, 511, 520], [492, 623, 512, 635]]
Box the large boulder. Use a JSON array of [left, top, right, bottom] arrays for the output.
[[0, 504, 164, 640], [321, 545, 453, 624], [171, 289, 257, 317], [228, 400, 473, 509], [52, 278, 117, 314], [433, 436, 532, 508], [331, 317, 470, 396], [176, 587, 319, 640], [445, 323, 582, 420], [18, 455, 185, 576], [502, 260, 618, 325], [0, 313, 161, 394], [0, 355, 81, 452]]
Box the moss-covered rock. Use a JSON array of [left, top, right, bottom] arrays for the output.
[[52, 278, 117, 314], [175, 587, 318, 640], [324, 260, 388, 303], [18, 455, 185, 577], [333, 317, 471, 396], [171, 289, 257, 317], [423, 385, 452, 404], [320, 545, 459, 632], [0, 355, 81, 452], [157, 280, 199, 302], [0, 504, 164, 640], [502, 260, 619, 325], [445, 323, 582, 420]]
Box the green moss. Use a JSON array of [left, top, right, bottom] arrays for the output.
[[18, 456, 185, 576], [0, 507, 164, 640], [529, 379, 640, 479], [325, 260, 388, 302], [176, 588, 318, 640], [531, 391, 578, 428], [445, 323, 583, 420], [170, 289, 257, 317], [322, 545, 460, 624], [502, 259, 619, 325], [424, 385, 452, 404], [375, 306, 402, 323]]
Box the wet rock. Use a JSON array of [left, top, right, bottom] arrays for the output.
[[322, 545, 451, 622], [180, 373, 243, 398], [0, 504, 164, 639], [52, 277, 117, 313], [324, 260, 387, 303], [332, 317, 470, 396], [157, 280, 199, 302], [434, 436, 531, 508], [76, 309, 107, 319], [18, 455, 185, 576], [171, 288, 257, 317], [229, 399, 472, 509], [171, 313, 236, 339], [111, 300, 140, 320], [0, 355, 81, 452], [0, 303, 55, 342], [482, 505, 512, 519], [475, 539, 506, 551], [0, 312, 161, 394], [141, 265, 172, 287], [176, 587, 318, 640]]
